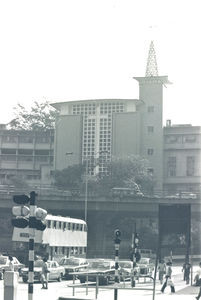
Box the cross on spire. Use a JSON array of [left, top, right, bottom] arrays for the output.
[[145, 41, 158, 77]]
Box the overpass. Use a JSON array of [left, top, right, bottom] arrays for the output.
[[0, 190, 201, 258]]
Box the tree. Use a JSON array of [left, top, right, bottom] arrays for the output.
[[8, 175, 30, 189], [98, 155, 154, 195], [8, 101, 58, 130], [54, 164, 85, 190], [53, 155, 155, 195]]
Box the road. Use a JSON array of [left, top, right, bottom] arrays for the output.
[[0, 266, 199, 300]]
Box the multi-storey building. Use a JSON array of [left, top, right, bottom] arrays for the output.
[[52, 41, 171, 192], [0, 129, 54, 186], [163, 122, 201, 194], [0, 42, 200, 195]]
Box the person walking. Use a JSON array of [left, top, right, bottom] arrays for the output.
[[161, 261, 175, 293], [158, 259, 166, 284], [182, 261, 191, 284], [194, 262, 201, 299], [41, 257, 49, 289], [8, 255, 14, 271]]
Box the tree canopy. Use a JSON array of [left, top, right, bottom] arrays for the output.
[[8, 101, 58, 130], [54, 164, 85, 190], [54, 155, 154, 196]]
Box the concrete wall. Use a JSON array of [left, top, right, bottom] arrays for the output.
[[54, 115, 83, 170], [112, 112, 141, 157], [137, 79, 164, 192]]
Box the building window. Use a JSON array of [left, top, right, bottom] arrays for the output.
[[147, 148, 154, 155], [147, 106, 154, 112], [186, 156, 195, 176], [147, 168, 154, 175], [167, 156, 176, 177], [184, 135, 196, 143], [19, 136, 33, 143], [1, 149, 16, 154], [2, 136, 17, 143], [147, 126, 154, 133], [165, 136, 179, 143]]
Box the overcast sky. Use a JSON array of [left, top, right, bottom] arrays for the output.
[[0, 0, 201, 126]]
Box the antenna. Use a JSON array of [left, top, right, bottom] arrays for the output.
[[145, 41, 158, 77]]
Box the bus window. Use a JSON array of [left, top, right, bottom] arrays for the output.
[[68, 223, 71, 230], [47, 220, 51, 228], [80, 224, 83, 231], [59, 221, 62, 229], [53, 221, 57, 229], [76, 223, 79, 231], [72, 223, 75, 231], [63, 222, 67, 230]]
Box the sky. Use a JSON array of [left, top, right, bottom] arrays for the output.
[[0, 0, 201, 126]]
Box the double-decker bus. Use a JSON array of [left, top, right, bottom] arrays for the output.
[[12, 215, 87, 264]]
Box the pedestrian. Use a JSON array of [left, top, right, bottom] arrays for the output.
[[8, 255, 14, 271], [41, 257, 49, 289], [161, 261, 175, 293], [182, 261, 191, 284], [194, 262, 201, 299], [158, 259, 166, 284]]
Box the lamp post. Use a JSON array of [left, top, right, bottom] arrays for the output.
[[84, 158, 88, 223], [84, 150, 109, 223], [65, 150, 109, 223]]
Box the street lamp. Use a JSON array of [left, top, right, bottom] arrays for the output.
[[84, 150, 109, 223], [65, 150, 109, 223]]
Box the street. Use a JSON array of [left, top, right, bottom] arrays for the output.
[[0, 266, 200, 300]]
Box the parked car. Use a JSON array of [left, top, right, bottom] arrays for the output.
[[77, 258, 116, 285], [0, 255, 25, 280], [21, 260, 65, 283], [118, 260, 140, 280], [137, 257, 155, 276], [58, 257, 88, 279]]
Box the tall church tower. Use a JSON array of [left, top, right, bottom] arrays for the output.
[[134, 41, 171, 192]]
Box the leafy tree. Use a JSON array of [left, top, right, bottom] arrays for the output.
[[98, 155, 154, 195], [8, 101, 58, 130], [54, 164, 85, 190], [7, 175, 30, 189], [54, 155, 155, 195]]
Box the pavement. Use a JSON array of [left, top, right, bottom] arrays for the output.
[[0, 265, 200, 300]]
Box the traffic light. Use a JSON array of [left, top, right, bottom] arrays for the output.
[[134, 233, 139, 248], [34, 207, 47, 231], [129, 248, 141, 262], [11, 193, 47, 231], [114, 229, 121, 244], [12, 194, 30, 228], [135, 249, 141, 262]]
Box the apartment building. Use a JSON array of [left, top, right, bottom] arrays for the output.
[[0, 129, 54, 186], [163, 122, 201, 194]]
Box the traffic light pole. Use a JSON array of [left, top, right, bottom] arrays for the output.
[[114, 229, 121, 300], [131, 232, 136, 287], [28, 191, 37, 300]]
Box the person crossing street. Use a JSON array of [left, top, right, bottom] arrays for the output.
[[161, 261, 175, 293], [41, 257, 50, 289], [195, 262, 201, 299]]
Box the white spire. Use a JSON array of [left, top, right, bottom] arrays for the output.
[[145, 41, 158, 77]]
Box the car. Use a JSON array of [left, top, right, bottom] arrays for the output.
[[77, 259, 116, 285], [58, 257, 88, 279], [137, 257, 155, 276], [0, 255, 25, 280], [21, 260, 65, 283], [118, 260, 140, 280]]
